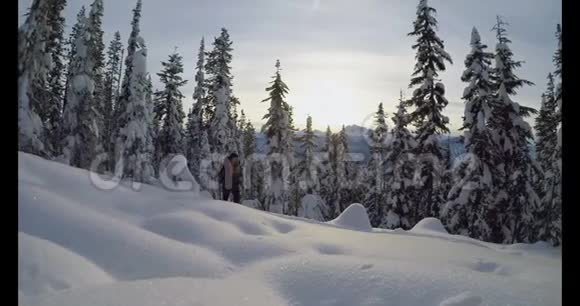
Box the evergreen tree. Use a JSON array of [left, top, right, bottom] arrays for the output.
[[18, 0, 54, 157], [406, 0, 453, 219], [42, 0, 67, 156], [291, 115, 320, 215], [261, 60, 294, 213], [488, 16, 539, 243], [114, 36, 154, 182], [296, 115, 319, 194], [319, 126, 335, 219], [113, 0, 155, 182], [59, 13, 100, 169], [364, 103, 389, 227], [154, 51, 187, 156], [383, 92, 417, 229], [197, 129, 212, 192], [63, 6, 86, 115], [338, 125, 361, 206], [145, 75, 157, 174], [534, 74, 557, 172], [238, 110, 247, 134], [243, 120, 256, 158], [185, 38, 207, 178], [205, 28, 238, 154], [113, 0, 142, 152], [87, 0, 106, 153], [334, 126, 350, 213], [536, 24, 561, 246], [240, 116, 259, 202], [244, 154, 267, 209], [441, 28, 500, 239], [235, 106, 246, 160], [103, 32, 124, 170], [204, 28, 238, 198], [551, 24, 562, 246]]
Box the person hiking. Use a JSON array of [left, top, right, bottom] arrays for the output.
[[219, 153, 241, 203]]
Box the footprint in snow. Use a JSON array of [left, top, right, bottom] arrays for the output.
[[360, 264, 374, 270], [314, 243, 347, 255], [470, 258, 510, 275], [270, 220, 296, 234]]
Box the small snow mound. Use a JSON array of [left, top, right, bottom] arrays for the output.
[[328, 203, 372, 232], [440, 292, 483, 306], [18, 233, 113, 296], [410, 217, 449, 234], [270, 220, 295, 234]]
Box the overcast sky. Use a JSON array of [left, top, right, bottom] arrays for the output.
[[19, 0, 561, 133]]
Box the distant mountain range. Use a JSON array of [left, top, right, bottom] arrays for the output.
[[255, 124, 535, 162]]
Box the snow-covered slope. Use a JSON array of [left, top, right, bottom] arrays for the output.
[[18, 152, 561, 306]]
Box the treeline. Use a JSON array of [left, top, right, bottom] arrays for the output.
[[18, 0, 561, 246]]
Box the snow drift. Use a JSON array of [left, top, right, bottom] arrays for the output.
[[18, 152, 561, 305]]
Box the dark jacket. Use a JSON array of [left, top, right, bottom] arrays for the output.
[[219, 161, 242, 190]]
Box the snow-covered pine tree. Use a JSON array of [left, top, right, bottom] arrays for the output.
[[239, 109, 247, 129], [145, 75, 157, 174], [197, 128, 213, 192], [551, 24, 562, 246], [239, 119, 263, 204], [319, 126, 335, 219], [113, 0, 142, 156], [229, 96, 240, 126], [103, 31, 124, 170], [531, 74, 556, 202], [59, 13, 100, 169], [18, 0, 54, 157], [333, 126, 350, 213], [185, 38, 207, 178], [552, 23, 562, 181], [154, 51, 187, 157], [552, 24, 561, 180], [441, 28, 500, 239], [62, 6, 86, 115], [41, 0, 67, 156], [114, 35, 154, 182], [261, 60, 294, 214], [296, 115, 320, 194], [236, 107, 246, 160], [113, 0, 154, 182], [290, 115, 320, 215], [205, 28, 238, 154], [406, 0, 453, 220], [150, 83, 161, 175], [536, 24, 561, 246], [243, 120, 256, 158], [534, 74, 557, 172], [364, 102, 389, 227], [204, 28, 239, 198], [339, 125, 362, 207], [229, 96, 244, 158], [87, 0, 106, 154], [382, 92, 417, 229], [489, 17, 539, 243]]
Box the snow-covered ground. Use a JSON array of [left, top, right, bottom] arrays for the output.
[[18, 152, 561, 306]]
